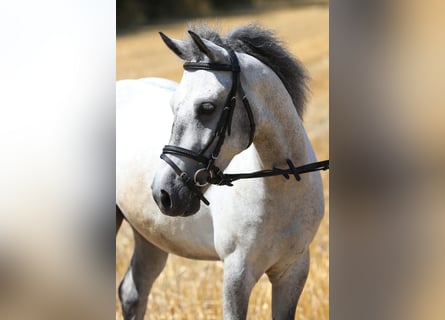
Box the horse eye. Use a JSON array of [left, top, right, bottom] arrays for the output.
[[199, 102, 216, 115]]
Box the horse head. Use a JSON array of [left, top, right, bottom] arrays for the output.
[[151, 31, 255, 217]]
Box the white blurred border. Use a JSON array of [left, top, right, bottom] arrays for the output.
[[0, 1, 115, 319]]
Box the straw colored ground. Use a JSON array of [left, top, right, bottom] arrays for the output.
[[116, 5, 328, 319]]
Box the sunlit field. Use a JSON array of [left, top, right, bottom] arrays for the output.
[[116, 5, 328, 319]]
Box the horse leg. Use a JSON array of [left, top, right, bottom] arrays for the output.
[[267, 250, 310, 320], [116, 205, 124, 234], [119, 227, 168, 320], [222, 252, 260, 320]]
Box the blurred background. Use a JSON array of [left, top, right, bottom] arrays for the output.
[[116, 1, 329, 319], [116, 0, 328, 31], [330, 1, 445, 319]]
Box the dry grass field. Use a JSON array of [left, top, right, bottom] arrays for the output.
[[116, 5, 328, 319]]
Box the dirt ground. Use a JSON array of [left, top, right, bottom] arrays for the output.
[[116, 5, 328, 319]]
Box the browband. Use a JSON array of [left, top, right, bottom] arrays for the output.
[[183, 61, 240, 72]]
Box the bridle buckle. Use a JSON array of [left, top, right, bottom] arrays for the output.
[[193, 168, 212, 187]]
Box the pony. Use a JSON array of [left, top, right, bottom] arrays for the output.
[[117, 24, 325, 320]]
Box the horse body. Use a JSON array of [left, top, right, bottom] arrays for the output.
[[117, 26, 325, 320]]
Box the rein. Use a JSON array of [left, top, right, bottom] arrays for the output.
[[217, 159, 329, 186], [160, 48, 329, 205]]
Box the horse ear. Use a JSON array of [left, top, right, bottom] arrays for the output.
[[159, 32, 188, 60], [188, 30, 228, 62]]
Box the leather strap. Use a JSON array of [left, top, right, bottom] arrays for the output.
[[162, 145, 208, 164], [183, 62, 240, 72], [217, 160, 330, 186]]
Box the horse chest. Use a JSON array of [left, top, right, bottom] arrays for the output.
[[126, 201, 219, 260]]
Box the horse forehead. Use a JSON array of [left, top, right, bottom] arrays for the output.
[[175, 71, 231, 103]]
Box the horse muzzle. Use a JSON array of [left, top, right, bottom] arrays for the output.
[[151, 169, 202, 217]]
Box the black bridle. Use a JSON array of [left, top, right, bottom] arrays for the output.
[[160, 49, 329, 205]]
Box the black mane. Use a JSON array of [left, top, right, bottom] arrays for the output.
[[182, 24, 308, 119]]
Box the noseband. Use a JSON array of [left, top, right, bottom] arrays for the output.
[[160, 48, 329, 206]]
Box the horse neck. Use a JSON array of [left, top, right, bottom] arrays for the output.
[[239, 54, 311, 169]]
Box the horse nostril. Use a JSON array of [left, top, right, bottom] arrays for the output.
[[160, 190, 172, 209]]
